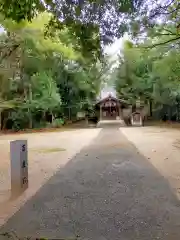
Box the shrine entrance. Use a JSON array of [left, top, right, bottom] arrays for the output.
[[101, 100, 119, 120], [95, 94, 126, 120]]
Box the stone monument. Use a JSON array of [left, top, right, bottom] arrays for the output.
[[10, 140, 28, 196]]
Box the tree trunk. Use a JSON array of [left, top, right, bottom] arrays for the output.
[[51, 111, 54, 122], [28, 84, 33, 128], [2, 110, 8, 130], [68, 106, 71, 121], [42, 111, 46, 121], [149, 100, 153, 117], [25, 84, 33, 129]]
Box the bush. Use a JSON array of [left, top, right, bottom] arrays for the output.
[[51, 118, 64, 128], [33, 121, 48, 129], [7, 110, 29, 131]]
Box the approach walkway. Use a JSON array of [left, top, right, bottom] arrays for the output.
[[97, 119, 126, 128]]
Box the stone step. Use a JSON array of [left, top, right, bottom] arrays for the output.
[[97, 120, 126, 128]]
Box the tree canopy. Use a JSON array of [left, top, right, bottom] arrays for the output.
[[0, 0, 180, 128], [0, 0, 179, 59], [0, 12, 109, 130], [114, 22, 180, 119]]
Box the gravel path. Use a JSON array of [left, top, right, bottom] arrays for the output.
[[1, 128, 180, 239]]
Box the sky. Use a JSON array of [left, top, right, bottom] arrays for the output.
[[100, 34, 129, 98], [104, 33, 129, 61], [104, 37, 123, 56]]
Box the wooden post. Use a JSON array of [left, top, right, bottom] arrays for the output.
[[68, 106, 71, 121], [10, 140, 28, 197]]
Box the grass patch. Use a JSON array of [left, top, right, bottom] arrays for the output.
[[33, 147, 66, 153]]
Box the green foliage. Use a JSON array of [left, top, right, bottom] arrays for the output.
[[8, 110, 30, 130], [114, 32, 180, 120], [115, 42, 150, 103], [0, 13, 104, 130], [2, 0, 180, 125], [51, 118, 64, 128], [30, 71, 61, 111], [0, 0, 44, 22], [1, 0, 180, 56], [0, 0, 144, 60]]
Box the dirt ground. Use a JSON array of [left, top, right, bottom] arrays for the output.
[[0, 128, 101, 226], [2, 125, 180, 239], [120, 126, 180, 200], [2, 127, 180, 239]]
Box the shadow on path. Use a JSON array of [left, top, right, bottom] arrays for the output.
[[1, 128, 180, 239]]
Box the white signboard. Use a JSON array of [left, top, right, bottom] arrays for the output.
[[10, 140, 28, 196]]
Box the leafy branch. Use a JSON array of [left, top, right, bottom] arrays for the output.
[[144, 36, 180, 48], [0, 43, 20, 64]]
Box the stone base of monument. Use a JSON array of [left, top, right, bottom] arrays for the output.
[[131, 112, 143, 127]]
